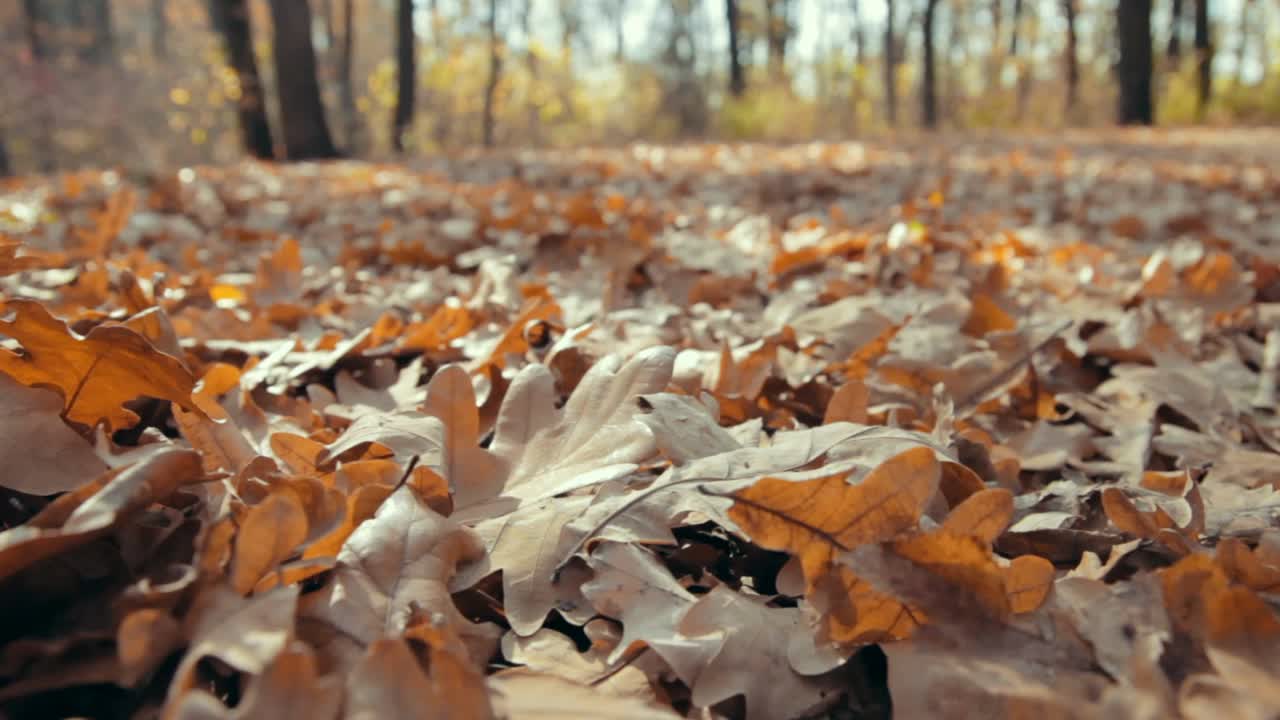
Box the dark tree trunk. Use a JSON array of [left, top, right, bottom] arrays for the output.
[[1063, 0, 1079, 114], [850, 0, 864, 66], [1010, 0, 1023, 55], [209, 0, 274, 160], [268, 0, 339, 159], [339, 0, 360, 153], [1195, 0, 1212, 117], [921, 0, 939, 129], [151, 0, 167, 58], [1115, 0, 1154, 125], [764, 0, 790, 78], [82, 0, 115, 64], [987, 0, 1004, 90], [482, 0, 501, 147], [884, 0, 897, 124], [726, 0, 745, 96], [21, 0, 55, 172], [0, 130, 11, 177], [1168, 0, 1184, 58], [1234, 0, 1253, 86], [392, 0, 416, 153]]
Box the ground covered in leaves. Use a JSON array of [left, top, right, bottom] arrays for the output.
[[1, 130, 1280, 719]]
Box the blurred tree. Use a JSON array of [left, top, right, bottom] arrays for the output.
[[764, 0, 793, 79], [338, 0, 361, 153], [209, 0, 274, 160], [1116, 0, 1154, 124], [884, 0, 897, 124], [392, 0, 416, 153], [727, 0, 746, 96], [151, 0, 166, 59], [922, 0, 939, 128], [268, 0, 339, 159], [1168, 0, 1184, 59], [483, 0, 501, 147], [1195, 0, 1212, 117], [1010, 0, 1024, 54], [80, 0, 116, 64], [1062, 0, 1080, 114], [0, 131, 10, 177]]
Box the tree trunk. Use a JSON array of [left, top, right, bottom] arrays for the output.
[[1234, 0, 1253, 86], [884, 0, 897, 124], [268, 0, 339, 159], [764, 0, 790, 79], [392, 0, 416, 153], [339, 0, 360, 153], [726, 0, 745, 96], [1010, 0, 1023, 55], [1194, 0, 1212, 117], [1063, 0, 1079, 115], [0, 130, 11, 177], [21, 0, 55, 172], [209, 0, 274, 160], [151, 0, 167, 58], [1168, 0, 1184, 59], [850, 0, 864, 67], [482, 0, 501, 147], [921, 0, 939, 129], [1115, 0, 1154, 125], [83, 0, 115, 64], [987, 0, 1004, 91]]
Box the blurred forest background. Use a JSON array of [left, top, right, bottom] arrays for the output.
[[2, 0, 1278, 175]]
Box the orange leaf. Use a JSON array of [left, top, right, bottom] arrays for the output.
[[0, 300, 198, 430]]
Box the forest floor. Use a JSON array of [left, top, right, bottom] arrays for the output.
[[1, 130, 1279, 719]]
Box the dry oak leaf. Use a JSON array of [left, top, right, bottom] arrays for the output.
[[489, 670, 681, 720], [635, 391, 742, 464], [674, 586, 844, 720], [580, 542, 698, 665], [230, 491, 310, 595], [165, 585, 301, 717], [458, 346, 675, 518], [318, 409, 445, 467], [581, 543, 839, 720], [0, 448, 203, 582], [0, 300, 199, 430], [0, 371, 108, 494], [299, 485, 494, 674], [170, 643, 341, 720], [344, 636, 493, 720], [420, 363, 505, 509], [724, 446, 942, 645]]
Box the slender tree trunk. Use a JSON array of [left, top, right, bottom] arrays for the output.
[[1115, 0, 1154, 125], [520, 0, 542, 143], [726, 0, 746, 96], [209, 0, 274, 160], [151, 0, 167, 58], [482, 0, 501, 147], [850, 0, 865, 67], [392, 0, 416, 153], [339, 0, 360, 153], [84, 0, 115, 64], [922, 0, 939, 129], [764, 0, 790, 80], [884, 0, 897, 124], [1195, 0, 1212, 118], [1234, 0, 1253, 86], [987, 0, 1005, 91], [1010, 0, 1023, 55], [21, 0, 55, 172], [268, 0, 339, 159], [1168, 0, 1184, 59], [1063, 0, 1080, 115], [0, 130, 11, 177]]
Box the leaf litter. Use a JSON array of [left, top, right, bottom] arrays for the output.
[[1, 135, 1280, 718]]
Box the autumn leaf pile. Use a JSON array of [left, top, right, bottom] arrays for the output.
[[1, 133, 1280, 719]]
